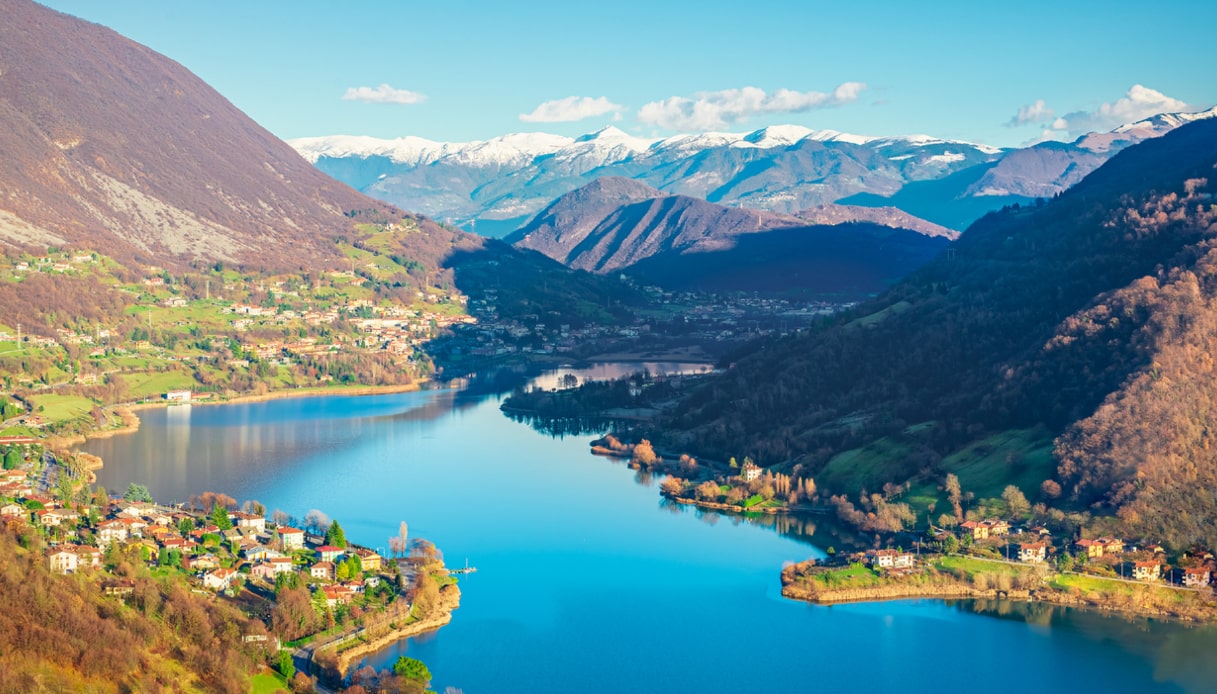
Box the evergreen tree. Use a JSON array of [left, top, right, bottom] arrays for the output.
[[324, 520, 347, 548]]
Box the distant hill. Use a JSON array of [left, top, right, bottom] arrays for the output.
[[0, 0, 409, 271], [505, 177, 952, 296], [658, 119, 1217, 549], [291, 109, 1215, 233]]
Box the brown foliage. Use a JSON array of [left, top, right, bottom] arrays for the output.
[[0, 524, 261, 693]]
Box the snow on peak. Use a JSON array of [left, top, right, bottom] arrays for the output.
[[575, 126, 659, 153], [742, 125, 815, 146]]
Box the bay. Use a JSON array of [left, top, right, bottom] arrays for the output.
[[85, 370, 1217, 694]]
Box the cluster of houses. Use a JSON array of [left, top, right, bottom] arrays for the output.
[[2, 483, 394, 609]]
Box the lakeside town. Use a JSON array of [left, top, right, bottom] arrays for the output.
[[0, 435, 458, 692]]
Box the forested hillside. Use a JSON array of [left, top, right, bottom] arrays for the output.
[[660, 119, 1217, 548], [0, 523, 266, 693]]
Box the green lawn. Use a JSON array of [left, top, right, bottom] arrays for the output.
[[123, 370, 198, 399], [248, 671, 289, 694], [29, 394, 95, 424], [940, 427, 1055, 500], [818, 436, 914, 495], [845, 300, 911, 328], [812, 563, 883, 588], [932, 555, 1032, 580]]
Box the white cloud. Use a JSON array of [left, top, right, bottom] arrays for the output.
[[636, 83, 866, 131], [1049, 85, 1190, 136], [341, 83, 427, 105], [1005, 99, 1055, 127], [519, 96, 623, 123]]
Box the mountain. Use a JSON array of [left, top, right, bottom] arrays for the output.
[[291, 108, 1215, 234], [505, 177, 954, 297], [0, 0, 643, 339], [656, 118, 1217, 548], [0, 0, 409, 270], [291, 126, 1002, 233], [506, 177, 806, 272]]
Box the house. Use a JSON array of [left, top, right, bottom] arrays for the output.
[[961, 521, 989, 540], [244, 546, 280, 562], [866, 549, 914, 570], [36, 508, 79, 526], [1018, 541, 1049, 563], [320, 584, 356, 608], [266, 557, 294, 575], [1075, 539, 1104, 559], [1096, 537, 1124, 555], [232, 512, 266, 533], [981, 519, 1010, 536], [311, 561, 335, 581], [277, 526, 304, 550], [316, 545, 344, 563], [250, 563, 277, 580], [103, 579, 136, 598], [1183, 567, 1212, 588], [202, 568, 238, 591], [1133, 561, 1162, 581], [47, 547, 80, 574], [184, 554, 219, 571], [164, 390, 192, 403], [354, 548, 382, 573], [0, 502, 26, 518], [96, 519, 129, 545], [47, 545, 100, 574], [741, 461, 762, 482]]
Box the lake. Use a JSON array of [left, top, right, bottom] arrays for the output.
[[85, 370, 1217, 694]]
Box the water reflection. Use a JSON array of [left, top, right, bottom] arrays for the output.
[[960, 599, 1217, 692]]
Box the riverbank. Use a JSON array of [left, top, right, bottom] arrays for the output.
[[329, 583, 461, 678], [780, 557, 1217, 623]]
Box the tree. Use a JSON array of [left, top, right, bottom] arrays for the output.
[[945, 473, 962, 520], [393, 657, 431, 686], [123, 482, 152, 502], [278, 649, 296, 679], [305, 509, 330, 535], [177, 517, 195, 537], [324, 520, 347, 548], [631, 439, 657, 466], [1001, 485, 1030, 517], [2, 447, 21, 470], [211, 504, 233, 531], [1040, 479, 1062, 500]]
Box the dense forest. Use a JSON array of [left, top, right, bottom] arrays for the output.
[[659, 119, 1217, 548]]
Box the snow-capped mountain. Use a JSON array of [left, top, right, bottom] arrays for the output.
[[290, 106, 1215, 235]]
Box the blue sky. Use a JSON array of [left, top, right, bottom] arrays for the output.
[[40, 0, 1217, 147]]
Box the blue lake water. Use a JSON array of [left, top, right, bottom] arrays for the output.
[[85, 374, 1217, 694]]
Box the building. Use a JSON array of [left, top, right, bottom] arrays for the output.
[[277, 526, 304, 550], [232, 512, 266, 533], [203, 568, 237, 591], [1075, 539, 1104, 559], [866, 549, 915, 570], [354, 548, 382, 572], [47, 547, 80, 574], [311, 561, 335, 581], [316, 545, 344, 563], [1017, 541, 1049, 563], [961, 521, 989, 540], [164, 390, 192, 403], [740, 461, 762, 482], [1133, 561, 1162, 581], [1183, 567, 1211, 588], [96, 519, 129, 545]]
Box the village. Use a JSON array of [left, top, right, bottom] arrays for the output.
[[0, 435, 457, 688]]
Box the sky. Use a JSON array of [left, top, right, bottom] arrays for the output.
[[39, 0, 1217, 148]]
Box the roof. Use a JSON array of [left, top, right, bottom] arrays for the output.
[[277, 526, 303, 534], [316, 545, 344, 552]]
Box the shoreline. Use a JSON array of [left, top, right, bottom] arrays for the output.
[[64, 381, 427, 447], [330, 583, 461, 677], [780, 561, 1217, 624]]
